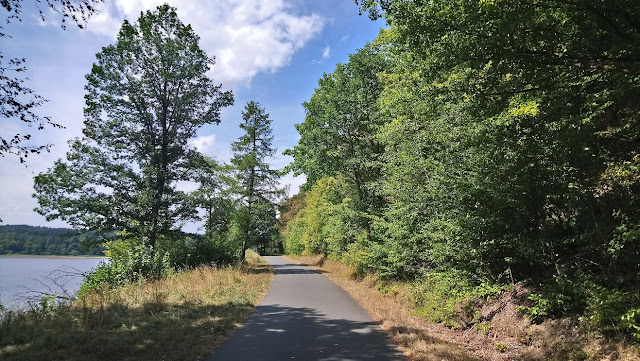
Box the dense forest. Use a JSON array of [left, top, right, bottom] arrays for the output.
[[0, 225, 104, 256], [280, 0, 640, 341]]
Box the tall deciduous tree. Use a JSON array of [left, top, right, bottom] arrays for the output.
[[231, 101, 281, 261], [354, 0, 640, 281], [285, 41, 389, 240], [33, 5, 233, 250]]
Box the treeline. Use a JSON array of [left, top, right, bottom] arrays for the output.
[[0, 225, 104, 256], [282, 0, 640, 340], [29, 5, 282, 295]]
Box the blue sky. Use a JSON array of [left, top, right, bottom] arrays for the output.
[[0, 0, 384, 228]]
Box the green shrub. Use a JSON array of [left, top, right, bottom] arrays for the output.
[[30, 294, 58, 317], [518, 277, 640, 340], [518, 275, 588, 323], [518, 293, 552, 322], [78, 238, 171, 298], [494, 342, 507, 352], [410, 270, 503, 326], [621, 308, 640, 341], [580, 286, 640, 338], [160, 235, 238, 269], [412, 271, 468, 324]]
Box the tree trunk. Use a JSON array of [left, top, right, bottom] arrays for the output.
[[240, 238, 247, 263]]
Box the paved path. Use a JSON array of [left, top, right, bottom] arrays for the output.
[[207, 256, 404, 361]]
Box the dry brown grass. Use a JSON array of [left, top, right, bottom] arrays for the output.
[[0, 251, 272, 361], [285, 254, 640, 361]]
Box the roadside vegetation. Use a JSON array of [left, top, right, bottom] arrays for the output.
[[0, 251, 271, 361], [281, 0, 640, 359]]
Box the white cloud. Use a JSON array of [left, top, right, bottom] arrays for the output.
[[313, 45, 331, 64], [322, 45, 331, 59], [191, 134, 217, 156], [85, 0, 325, 87]]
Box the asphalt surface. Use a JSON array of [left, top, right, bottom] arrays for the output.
[[206, 256, 405, 361]]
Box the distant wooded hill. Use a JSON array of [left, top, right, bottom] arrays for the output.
[[0, 225, 105, 256]]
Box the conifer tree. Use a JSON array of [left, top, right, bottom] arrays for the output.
[[231, 101, 281, 261]]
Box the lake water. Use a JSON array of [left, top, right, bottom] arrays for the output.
[[0, 257, 107, 309]]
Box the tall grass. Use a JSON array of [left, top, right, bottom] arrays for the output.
[[0, 251, 272, 361]]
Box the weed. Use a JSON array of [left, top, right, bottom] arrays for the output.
[[494, 342, 507, 352], [476, 322, 492, 336]]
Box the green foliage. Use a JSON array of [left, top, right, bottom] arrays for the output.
[[580, 287, 640, 338], [286, 3, 640, 335], [286, 0, 640, 340], [285, 41, 390, 240], [33, 4, 233, 250], [411, 271, 503, 327], [282, 177, 363, 258], [230, 101, 282, 261], [160, 235, 238, 269], [476, 322, 492, 336], [621, 308, 640, 341], [78, 237, 172, 298], [519, 293, 553, 323], [31, 294, 58, 317]]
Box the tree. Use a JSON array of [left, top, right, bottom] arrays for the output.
[[33, 5, 234, 251], [347, 0, 640, 334], [1, 0, 103, 162], [230, 101, 281, 261], [190, 156, 236, 238], [285, 41, 389, 241], [353, 0, 640, 281]]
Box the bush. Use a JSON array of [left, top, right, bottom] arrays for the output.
[[411, 270, 504, 327], [160, 235, 239, 269], [78, 238, 171, 298], [517, 276, 640, 341], [621, 308, 640, 341], [580, 286, 640, 339], [282, 177, 365, 259]]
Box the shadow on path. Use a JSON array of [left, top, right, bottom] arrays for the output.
[[207, 304, 403, 361], [270, 263, 326, 275]]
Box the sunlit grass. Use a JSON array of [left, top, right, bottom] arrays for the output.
[[0, 251, 272, 361]]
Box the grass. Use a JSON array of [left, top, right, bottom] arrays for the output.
[[0, 251, 272, 361], [285, 254, 640, 361]]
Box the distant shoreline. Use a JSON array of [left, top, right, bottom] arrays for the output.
[[0, 254, 107, 259]]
